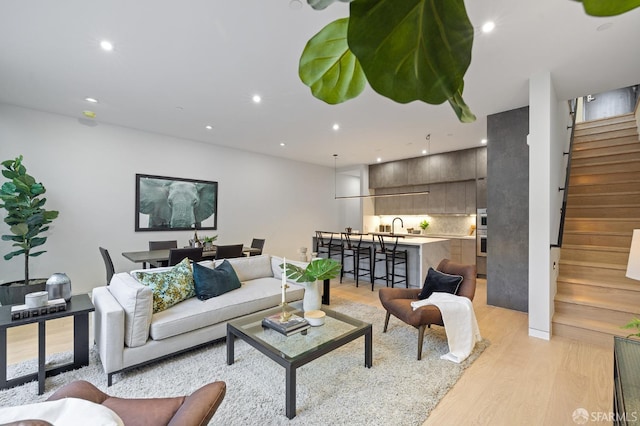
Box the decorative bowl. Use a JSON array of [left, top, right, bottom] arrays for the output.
[[304, 310, 326, 326], [25, 291, 48, 308]]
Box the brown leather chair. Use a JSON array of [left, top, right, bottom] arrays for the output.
[[379, 258, 476, 360], [45, 380, 226, 426]]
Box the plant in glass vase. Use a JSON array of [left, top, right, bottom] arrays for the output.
[[280, 258, 341, 311]]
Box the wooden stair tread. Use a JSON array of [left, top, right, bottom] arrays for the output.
[[562, 244, 630, 253], [576, 114, 635, 128], [552, 313, 632, 337], [569, 191, 640, 197], [563, 230, 631, 236], [565, 217, 640, 222], [572, 158, 640, 168], [565, 203, 640, 208], [555, 292, 639, 313], [557, 276, 638, 291], [559, 259, 626, 270]]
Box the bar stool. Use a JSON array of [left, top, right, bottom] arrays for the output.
[[340, 232, 372, 287], [315, 231, 343, 261], [372, 235, 409, 289]]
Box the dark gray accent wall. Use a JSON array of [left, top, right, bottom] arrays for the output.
[[486, 106, 529, 312]]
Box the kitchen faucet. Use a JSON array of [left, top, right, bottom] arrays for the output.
[[392, 217, 404, 235]]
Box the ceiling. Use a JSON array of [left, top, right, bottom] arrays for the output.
[[1, 1, 639, 168]]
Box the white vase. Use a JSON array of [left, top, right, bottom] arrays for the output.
[[303, 280, 322, 312]]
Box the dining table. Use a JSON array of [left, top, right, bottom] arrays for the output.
[[122, 246, 261, 268]]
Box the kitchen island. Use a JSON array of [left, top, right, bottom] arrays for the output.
[[313, 233, 450, 288]]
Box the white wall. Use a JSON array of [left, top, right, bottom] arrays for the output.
[[528, 72, 570, 339], [0, 104, 340, 295]]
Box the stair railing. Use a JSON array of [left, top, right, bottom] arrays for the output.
[[552, 98, 578, 248]]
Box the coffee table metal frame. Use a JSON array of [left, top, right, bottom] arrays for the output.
[[0, 294, 95, 395], [226, 303, 372, 419]]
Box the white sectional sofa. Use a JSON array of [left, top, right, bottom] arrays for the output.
[[92, 254, 305, 385]]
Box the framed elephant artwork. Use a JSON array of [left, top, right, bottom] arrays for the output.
[[135, 174, 218, 231]]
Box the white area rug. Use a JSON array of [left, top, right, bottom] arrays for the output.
[[0, 297, 488, 425]]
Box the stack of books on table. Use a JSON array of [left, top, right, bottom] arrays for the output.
[[262, 312, 310, 336], [10, 298, 67, 320]]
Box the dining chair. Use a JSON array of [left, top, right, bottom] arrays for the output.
[[168, 247, 203, 266], [250, 238, 265, 256], [215, 244, 244, 260], [148, 240, 178, 268], [149, 240, 178, 250], [98, 247, 115, 285]]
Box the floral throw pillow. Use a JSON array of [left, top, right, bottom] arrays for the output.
[[133, 258, 195, 313]]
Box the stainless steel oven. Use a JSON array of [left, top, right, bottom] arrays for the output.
[[477, 229, 487, 257], [477, 208, 487, 230]]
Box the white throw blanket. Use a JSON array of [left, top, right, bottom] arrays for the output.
[[410, 292, 481, 363]]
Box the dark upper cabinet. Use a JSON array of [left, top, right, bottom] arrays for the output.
[[476, 177, 487, 209], [407, 157, 429, 184], [369, 160, 408, 188], [476, 147, 487, 178], [445, 181, 466, 214], [370, 147, 485, 188]]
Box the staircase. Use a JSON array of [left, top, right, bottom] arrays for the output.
[[553, 112, 640, 347]]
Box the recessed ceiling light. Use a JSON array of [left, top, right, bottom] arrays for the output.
[[280, 142, 286, 147], [332, 123, 340, 131], [252, 95, 261, 103], [205, 125, 213, 130], [84, 97, 98, 103], [422, 149, 428, 155], [100, 40, 114, 51], [376, 157, 382, 163], [481, 139, 487, 144], [481, 21, 495, 33]]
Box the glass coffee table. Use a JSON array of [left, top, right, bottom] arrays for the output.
[[226, 302, 372, 419]]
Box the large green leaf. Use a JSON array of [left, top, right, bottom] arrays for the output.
[[280, 258, 342, 283], [299, 18, 367, 105], [574, 0, 640, 16], [348, 0, 474, 119]]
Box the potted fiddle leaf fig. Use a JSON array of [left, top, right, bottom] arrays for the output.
[[0, 155, 59, 305]]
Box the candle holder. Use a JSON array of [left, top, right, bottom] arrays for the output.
[[280, 301, 292, 322], [280, 283, 292, 322]]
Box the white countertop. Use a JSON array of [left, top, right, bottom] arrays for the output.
[[369, 232, 476, 241]]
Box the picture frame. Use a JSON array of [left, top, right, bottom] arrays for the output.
[[135, 174, 218, 231]]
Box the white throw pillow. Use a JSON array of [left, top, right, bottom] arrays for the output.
[[0, 398, 124, 426], [271, 255, 309, 280], [227, 255, 273, 282], [109, 273, 153, 348]]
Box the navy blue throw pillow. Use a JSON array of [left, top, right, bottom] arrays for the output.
[[417, 267, 464, 300], [193, 260, 241, 300]]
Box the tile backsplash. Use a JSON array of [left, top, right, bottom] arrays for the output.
[[364, 215, 476, 236]]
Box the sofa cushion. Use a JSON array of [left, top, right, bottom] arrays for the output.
[[148, 277, 305, 341], [193, 260, 241, 300], [270, 255, 308, 280], [109, 273, 153, 348], [226, 255, 273, 282], [133, 258, 196, 313], [417, 267, 463, 300]]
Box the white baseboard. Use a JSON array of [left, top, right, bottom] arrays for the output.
[[529, 328, 551, 340]]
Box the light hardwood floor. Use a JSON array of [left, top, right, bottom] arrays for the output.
[[7, 279, 613, 425]]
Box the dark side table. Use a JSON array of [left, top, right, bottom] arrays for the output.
[[0, 294, 94, 395]]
